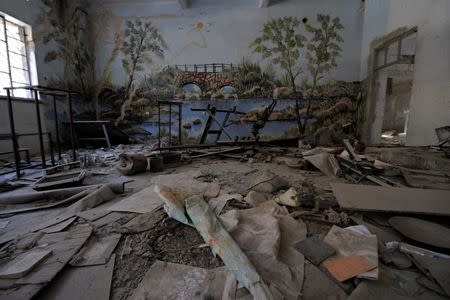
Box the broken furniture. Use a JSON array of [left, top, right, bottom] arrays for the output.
[[4, 85, 78, 178], [33, 169, 87, 191], [191, 105, 244, 144], [72, 120, 112, 148], [157, 101, 182, 149]]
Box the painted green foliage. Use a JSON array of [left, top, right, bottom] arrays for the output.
[[39, 0, 92, 98], [116, 18, 168, 125], [250, 17, 306, 91], [303, 14, 344, 133]]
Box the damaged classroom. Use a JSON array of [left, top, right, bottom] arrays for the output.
[[0, 0, 449, 299]]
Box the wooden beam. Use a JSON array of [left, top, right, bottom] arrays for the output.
[[259, 0, 270, 8], [178, 0, 189, 9]]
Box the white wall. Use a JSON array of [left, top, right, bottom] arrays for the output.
[[388, 0, 450, 146], [360, 0, 450, 146], [359, 0, 390, 79], [92, 0, 365, 86]]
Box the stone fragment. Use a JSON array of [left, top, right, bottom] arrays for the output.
[[274, 187, 300, 207]]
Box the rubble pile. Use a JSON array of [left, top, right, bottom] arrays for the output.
[[0, 137, 449, 300]]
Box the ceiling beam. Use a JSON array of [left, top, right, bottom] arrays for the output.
[[178, 0, 189, 9], [259, 0, 270, 8]]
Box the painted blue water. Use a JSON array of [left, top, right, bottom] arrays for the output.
[[134, 98, 300, 142]]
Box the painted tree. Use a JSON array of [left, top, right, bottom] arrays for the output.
[[250, 16, 306, 133], [115, 18, 167, 125], [39, 0, 93, 99], [302, 14, 344, 133], [88, 10, 124, 119]]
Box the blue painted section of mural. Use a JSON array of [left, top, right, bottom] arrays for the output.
[[134, 98, 301, 142]]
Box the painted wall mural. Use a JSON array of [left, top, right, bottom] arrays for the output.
[[35, 0, 362, 145]]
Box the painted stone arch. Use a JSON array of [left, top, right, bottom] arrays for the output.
[[219, 85, 237, 94], [182, 82, 202, 93]]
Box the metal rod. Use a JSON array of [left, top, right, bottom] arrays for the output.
[[48, 132, 55, 166], [158, 102, 161, 149], [169, 103, 172, 146], [68, 92, 76, 161], [6, 89, 21, 178], [34, 89, 46, 168], [205, 108, 234, 142], [178, 103, 182, 145], [3, 17, 14, 94], [102, 124, 111, 148], [52, 94, 62, 160]]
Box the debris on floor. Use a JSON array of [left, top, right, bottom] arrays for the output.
[[0, 141, 449, 299]]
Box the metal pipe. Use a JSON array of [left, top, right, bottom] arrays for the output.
[[178, 103, 182, 145], [52, 94, 62, 160], [68, 92, 76, 161], [158, 102, 161, 149], [6, 89, 21, 178], [48, 132, 55, 166], [34, 89, 46, 168], [169, 103, 172, 146]]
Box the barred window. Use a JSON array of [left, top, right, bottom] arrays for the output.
[[0, 14, 34, 98]]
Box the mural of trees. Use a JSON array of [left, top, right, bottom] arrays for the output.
[[250, 16, 306, 134], [250, 17, 306, 93], [39, 0, 93, 99], [115, 18, 168, 126], [303, 14, 344, 133]]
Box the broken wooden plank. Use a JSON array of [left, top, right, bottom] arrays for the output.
[[332, 183, 450, 216], [342, 139, 362, 162]]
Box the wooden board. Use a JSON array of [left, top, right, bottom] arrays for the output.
[[332, 183, 450, 216]]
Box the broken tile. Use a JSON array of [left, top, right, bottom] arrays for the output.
[[304, 152, 341, 177], [130, 260, 227, 300], [92, 212, 127, 228], [274, 187, 301, 207], [408, 253, 450, 296], [208, 193, 243, 215], [40, 254, 116, 300], [108, 185, 163, 214], [294, 236, 336, 265], [389, 216, 450, 249], [302, 261, 347, 300], [244, 191, 268, 207], [41, 217, 77, 234], [323, 254, 377, 282], [0, 224, 93, 299], [250, 170, 288, 193], [347, 265, 443, 300], [332, 183, 450, 216], [119, 209, 165, 233], [324, 225, 378, 280], [70, 234, 121, 266], [0, 249, 52, 279]]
